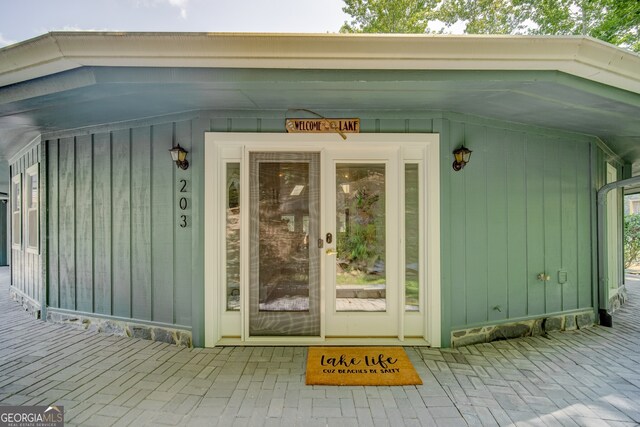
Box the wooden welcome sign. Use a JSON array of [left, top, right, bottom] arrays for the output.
[[285, 118, 360, 134]]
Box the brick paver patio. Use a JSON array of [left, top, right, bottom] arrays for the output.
[[1, 267, 639, 426]]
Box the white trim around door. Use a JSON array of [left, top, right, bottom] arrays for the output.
[[204, 133, 440, 347]]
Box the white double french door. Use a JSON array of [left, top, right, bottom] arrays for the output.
[[204, 133, 440, 346]]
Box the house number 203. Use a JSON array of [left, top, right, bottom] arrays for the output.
[[178, 179, 189, 228]]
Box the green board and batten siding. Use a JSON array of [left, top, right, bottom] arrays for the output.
[[440, 116, 599, 346], [32, 111, 612, 347], [45, 120, 196, 333]]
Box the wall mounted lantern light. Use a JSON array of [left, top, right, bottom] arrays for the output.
[[169, 144, 189, 170], [452, 145, 472, 171]]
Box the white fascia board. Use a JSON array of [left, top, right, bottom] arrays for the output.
[[0, 34, 80, 86], [1, 32, 638, 93]]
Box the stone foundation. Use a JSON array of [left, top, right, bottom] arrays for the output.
[[46, 311, 192, 347], [451, 310, 595, 348], [9, 288, 41, 319], [608, 286, 628, 313]]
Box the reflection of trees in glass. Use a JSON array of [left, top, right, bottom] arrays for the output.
[[226, 164, 241, 310], [336, 165, 386, 278], [405, 164, 419, 309], [339, 189, 379, 270]]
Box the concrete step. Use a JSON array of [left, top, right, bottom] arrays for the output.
[[335, 284, 386, 298]]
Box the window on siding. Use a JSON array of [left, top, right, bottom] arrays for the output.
[[11, 174, 21, 248], [25, 164, 39, 252]]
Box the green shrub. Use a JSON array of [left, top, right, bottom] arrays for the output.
[[624, 213, 640, 269]]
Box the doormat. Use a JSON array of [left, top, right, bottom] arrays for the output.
[[305, 347, 423, 386]]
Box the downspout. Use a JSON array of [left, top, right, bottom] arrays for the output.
[[596, 175, 640, 326]]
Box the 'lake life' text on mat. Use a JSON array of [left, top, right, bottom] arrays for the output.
[[305, 347, 422, 386]]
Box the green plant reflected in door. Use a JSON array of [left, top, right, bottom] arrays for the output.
[[335, 163, 386, 312]]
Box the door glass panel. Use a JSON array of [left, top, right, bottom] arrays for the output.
[[226, 163, 240, 311], [249, 152, 320, 336], [405, 164, 420, 311], [335, 163, 386, 312], [257, 161, 311, 312]]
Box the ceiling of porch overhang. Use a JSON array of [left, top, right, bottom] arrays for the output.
[[1, 66, 639, 170]]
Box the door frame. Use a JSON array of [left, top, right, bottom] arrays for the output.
[[204, 132, 441, 347], [606, 163, 620, 296]]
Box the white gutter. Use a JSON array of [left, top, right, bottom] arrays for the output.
[[1, 32, 639, 93]]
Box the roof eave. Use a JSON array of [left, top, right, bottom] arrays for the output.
[[0, 32, 638, 93]]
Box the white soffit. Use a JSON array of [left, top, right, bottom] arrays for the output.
[[0, 32, 638, 93]]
